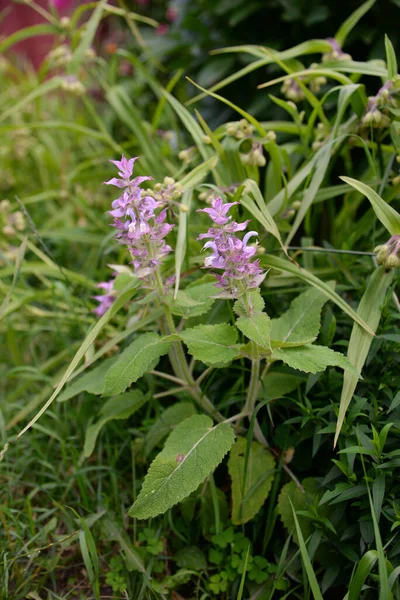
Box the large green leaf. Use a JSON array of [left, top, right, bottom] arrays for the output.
[[340, 177, 400, 236], [272, 345, 359, 375], [103, 333, 171, 396], [129, 415, 235, 519], [261, 255, 374, 334], [84, 391, 147, 457], [270, 286, 331, 346], [180, 324, 242, 366], [234, 291, 271, 349], [228, 437, 275, 524], [335, 267, 394, 445], [171, 279, 216, 319], [277, 478, 320, 544], [144, 403, 197, 456]]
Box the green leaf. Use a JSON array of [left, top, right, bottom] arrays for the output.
[[263, 372, 303, 399], [0, 24, 60, 54], [171, 279, 216, 318], [348, 550, 378, 600], [16, 284, 138, 440], [335, 0, 377, 47], [289, 499, 324, 600], [385, 35, 398, 80], [58, 357, 116, 402], [180, 324, 242, 366], [101, 517, 146, 573], [234, 291, 271, 350], [103, 333, 171, 396], [335, 267, 394, 445], [0, 77, 62, 124], [174, 189, 192, 298], [68, 0, 107, 74], [262, 255, 375, 334], [270, 286, 331, 346], [340, 176, 400, 236], [84, 391, 147, 457], [228, 437, 275, 524], [175, 546, 207, 571], [129, 415, 235, 519], [272, 345, 359, 375], [144, 403, 197, 456], [277, 478, 320, 544]]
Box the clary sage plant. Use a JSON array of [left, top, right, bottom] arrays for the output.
[[91, 155, 359, 520]]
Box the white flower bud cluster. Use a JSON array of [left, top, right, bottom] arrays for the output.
[[225, 119, 255, 139], [1, 200, 25, 237], [374, 235, 400, 269]]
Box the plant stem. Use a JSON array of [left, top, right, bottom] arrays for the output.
[[154, 269, 223, 421], [244, 340, 260, 417]]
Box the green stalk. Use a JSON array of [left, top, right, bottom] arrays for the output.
[[244, 340, 260, 417], [154, 269, 223, 421]]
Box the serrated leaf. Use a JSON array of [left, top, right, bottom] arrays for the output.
[[270, 286, 331, 346], [103, 333, 171, 396], [228, 437, 275, 524], [129, 415, 235, 519], [180, 324, 242, 365], [58, 357, 117, 403], [84, 391, 147, 457], [335, 267, 394, 445], [171, 279, 216, 318], [277, 478, 320, 544], [272, 345, 359, 375], [234, 290, 271, 349], [144, 403, 197, 456]]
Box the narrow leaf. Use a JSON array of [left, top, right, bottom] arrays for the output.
[[129, 415, 235, 519], [335, 0, 377, 47], [335, 267, 394, 445], [340, 176, 400, 236]]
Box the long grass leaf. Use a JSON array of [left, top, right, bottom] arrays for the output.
[[334, 267, 394, 445], [340, 177, 400, 236], [15, 284, 138, 440], [68, 0, 107, 74], [289, 499, 324, 600], [335, 0, 377, 47]]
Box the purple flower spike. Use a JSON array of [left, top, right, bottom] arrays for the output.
[[198, 197, 264, 298], [100, 155, 174, 295], [197, 198, 238, 225]]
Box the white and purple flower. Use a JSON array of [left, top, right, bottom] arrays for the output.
[[197, 198, 265, 297]]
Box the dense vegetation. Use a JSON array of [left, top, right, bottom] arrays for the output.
[[1, 1, 400, 599]]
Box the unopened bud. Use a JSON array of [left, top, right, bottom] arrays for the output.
[[266, 131, 276, 142], [392, 175, 400, 186], [163, 176, 175, 186], [291, 200, 301, 210], [178, 150, 188, 161], [198, 191, 208, 201], [202, 135, 212, 144], [385, 254, 400, 269], [235, 129, 245, 139], [373, 109, 382, 124], [226, 124, 237, 136], [60, 16, 71, 28], [179, 204, 189, 213]]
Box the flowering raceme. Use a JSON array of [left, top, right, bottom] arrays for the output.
[[94, 156, 174, 315], [197, 197, 265, 298]]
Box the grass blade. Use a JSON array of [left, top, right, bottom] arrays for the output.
[[334, 267, 394, 445], [335, 0, 377, 47], [340, 176, 400, 236], [289, 499, 323, 600], [262, 255, 375, 335], [385, 34, 398, 80], [348, 550, 378, 600]]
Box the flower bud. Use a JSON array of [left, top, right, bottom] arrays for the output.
[[291, 200, 301, 210], [373, 109, 382, 124], [202, 135, 212, 144], [385, 254, 400, 269], [235, 129, 245, 139], [163, 176, 175, 186], [179, 204, 189, 213], [226, 124, 237, 136], [266, 131, 277, 142], [178, 150, 188, 161], [392, 175, 400, 186]]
